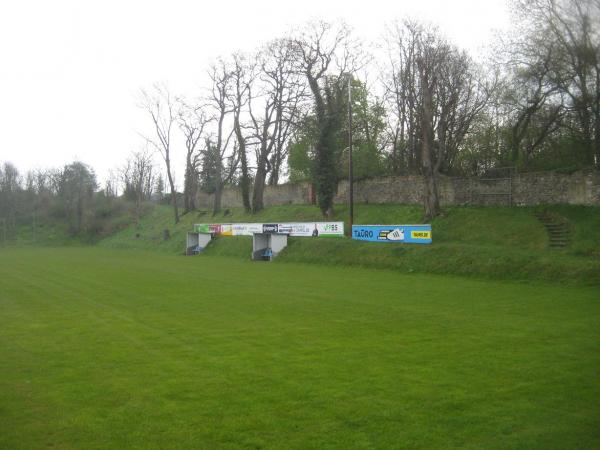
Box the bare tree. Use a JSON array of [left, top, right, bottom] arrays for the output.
[[504, 58, 565, 166], [139, 83, 179, 223], [435, 51, 493, 172], [104, 169, 120, 198], [177, 98, 207, 213], [513, 0, 600, 166], [121, 149, 156, 223], [414, 25, 446, 219], [206, 60, 237, 215], [227, 53, 254, 212], [248, 39, 305, 212], [383, 20, 491, 218], [383, 22, 421, 173]]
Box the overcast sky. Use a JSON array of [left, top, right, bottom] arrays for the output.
[[0, 0, 511, 187]]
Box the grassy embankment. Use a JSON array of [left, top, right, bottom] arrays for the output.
[[4, 202, 599, 284], [1, 247, 599, 449], [96, 203, 600, 285]]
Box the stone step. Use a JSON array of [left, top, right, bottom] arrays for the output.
[[535, 211, 571, 249]]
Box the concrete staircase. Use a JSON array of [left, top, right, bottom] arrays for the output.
[[535, 211, 571, 249]]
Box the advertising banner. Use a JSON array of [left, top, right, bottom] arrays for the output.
[[195, 223, 220, 234], [278, 222, 344, 237], [194, 222, 344, 238], [231, 223, 263, 235], [352, 224, 432, 244], [194, 223, 233, 235], [262, 223, 279, 233]]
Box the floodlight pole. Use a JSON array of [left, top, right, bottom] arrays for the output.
[[347, 74, 354, 235]]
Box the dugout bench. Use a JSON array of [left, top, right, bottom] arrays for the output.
[[252, 232, 288, 261]]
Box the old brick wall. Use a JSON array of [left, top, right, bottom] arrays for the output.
[[196, 181, 313, 210], [198, 170, 600, 209], [510, 170, 600, 205]]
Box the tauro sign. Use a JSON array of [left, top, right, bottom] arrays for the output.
[[352, 224, 432, 244]]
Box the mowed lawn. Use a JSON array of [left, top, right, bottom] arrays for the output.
[[0, 248, 599, 449]]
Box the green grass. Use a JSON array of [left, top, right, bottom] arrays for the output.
[[1, 247, 599, 449], [8, 202, 600, 284], [4, 201, 141, 248], [202, 236, 600, 285], [543, 205, 600, 257], [7, 217, 86, 247], [97, 203, 600, 284], [96, 202, 578, 252]]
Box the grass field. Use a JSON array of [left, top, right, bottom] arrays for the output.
[[7, 203, 600, 284], [1, 248, 599, 449]]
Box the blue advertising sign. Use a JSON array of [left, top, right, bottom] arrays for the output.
[[352, 224, 432, 244]]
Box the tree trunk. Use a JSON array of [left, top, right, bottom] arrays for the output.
[[253, 133, 273, 213], [165, 158, 179, 224], [212, 155, 222, 216], [212, 183, 222, 216], [239, 150, 251, 213], [234, 117, 251, 212], [422, 164, 439, 220], [252, 163, 267, 213], [420, 74, 441, 221], [268, 153, 280, 186], [183, 164, 193, 214], [595, 114, 600, 167]]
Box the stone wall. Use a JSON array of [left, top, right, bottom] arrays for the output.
[[197, 170, 600, 209], [334, 170, 600, 206], [197, 181, 313, 210], [511, 170, 600, 205]]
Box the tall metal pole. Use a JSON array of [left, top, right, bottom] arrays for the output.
[[348, 74, 354, 235]]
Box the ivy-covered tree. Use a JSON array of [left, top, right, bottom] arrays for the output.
[[290, 22, 365, 217], [288, 77, 387, 183]]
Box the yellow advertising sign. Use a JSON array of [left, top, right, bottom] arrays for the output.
[[411, 230, 431, 239]]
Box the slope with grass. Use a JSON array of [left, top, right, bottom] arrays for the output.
[[5, 201, 599, 284], [2, 200, 144, 248], [97, 203, 600, 284], [1, 247, 599, 449]]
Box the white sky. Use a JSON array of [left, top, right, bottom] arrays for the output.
[[0, 0, 510, 187]]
